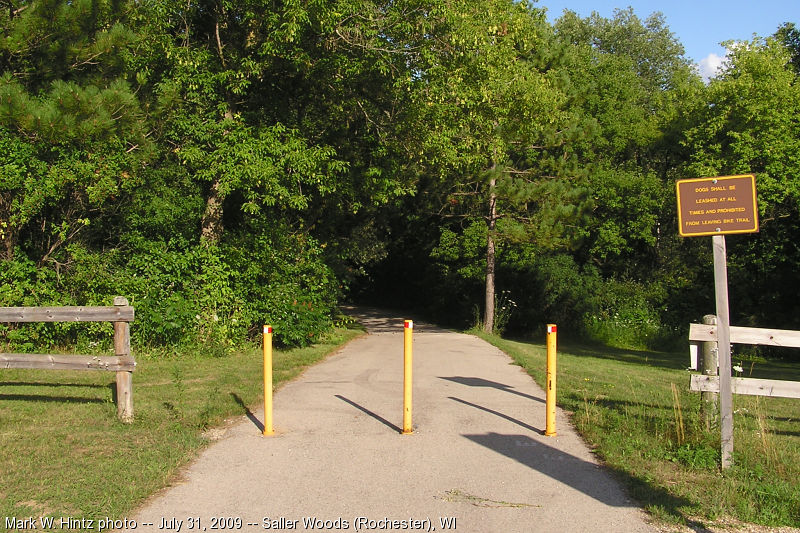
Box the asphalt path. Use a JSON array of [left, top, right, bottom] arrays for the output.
[[129, 307, 658, 533]]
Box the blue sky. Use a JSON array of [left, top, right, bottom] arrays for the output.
[[537, 0, 799, 80]]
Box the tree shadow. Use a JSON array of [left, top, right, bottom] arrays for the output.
[[230, 393, 264, 432], [339, 304, 452, 334], [439, 376, 545, 404], [335, 394, 402, 433], [0, 380, 112, 404], [561, 342, 686, 370]]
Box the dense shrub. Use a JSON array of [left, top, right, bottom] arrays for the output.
[[0, 227, 338, 351]]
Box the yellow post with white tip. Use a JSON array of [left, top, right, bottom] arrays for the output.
[[545, 324, 557, 437], [263, 325, 274, 436], [403, 319, 413, 434]]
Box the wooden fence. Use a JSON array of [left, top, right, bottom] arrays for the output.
[[689, 321, 800, 399], [0, 296, 135, 422]]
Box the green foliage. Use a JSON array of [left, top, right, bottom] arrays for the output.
[[223, 227, 338, 347], [0, 233, 337, 350], [776, 22, 800, 72], [582, 279, 673, 351], [120, 229, 338, 348], [430, 221, 487, 284], [1, 0, 799, 356], [583, 168, 663, 269], [665, 443, 720, 470], [122, 241, 238, 347], [682, 36, 800, 329]]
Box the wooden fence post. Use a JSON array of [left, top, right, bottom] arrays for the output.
[[113, 296, 133, 423], [701, 314, 719, 431]]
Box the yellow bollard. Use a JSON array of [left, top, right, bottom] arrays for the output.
[[263, 325, 274, 436], [403, 319, 413, 434], [545, 324, 557, 437]]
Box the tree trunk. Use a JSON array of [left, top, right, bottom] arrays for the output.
[[484, 177, 497, 333], [1, 224, 14, 261], [200, 179, 224, 244], [199, 16, 232, 246]]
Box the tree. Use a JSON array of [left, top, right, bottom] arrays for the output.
[[125, 0, 355, 245], [553, 8, 699, 165], [549, 8, 707, 330], [0, 0, 149, 265], [402, 0, 586, 332], [775, 22, 800, 72], [682, 36, 800, 327]]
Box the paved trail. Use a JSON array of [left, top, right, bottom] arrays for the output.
[[130, 308, 658, 533]]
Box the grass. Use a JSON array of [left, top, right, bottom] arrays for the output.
[[474, 330, 800, 530], [0, 327, 364, 526]]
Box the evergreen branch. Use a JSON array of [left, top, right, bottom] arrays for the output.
[[70, 51, 105, 69], [12, 4, 27, 18], [501, 168, 533, 175]]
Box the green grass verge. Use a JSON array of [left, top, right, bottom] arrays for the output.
[[474, 331, 800, 529], [0, 327, 364, 526]]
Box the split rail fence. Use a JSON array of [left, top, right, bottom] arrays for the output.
[[0, 296, 135, 421]]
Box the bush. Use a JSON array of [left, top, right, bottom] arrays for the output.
[[0, 227, 338, 351], [582, 278, 678, 350], [224, 227, 338, 347]]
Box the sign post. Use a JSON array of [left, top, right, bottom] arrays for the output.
[[676, 174, 758, 469], [712, 236, 734, 468]]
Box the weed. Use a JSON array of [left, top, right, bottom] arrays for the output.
[[671, 382, 685, 445], [666, 443, 719, 470]]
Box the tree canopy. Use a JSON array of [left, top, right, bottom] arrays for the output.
[[1, 0, 798, 350]]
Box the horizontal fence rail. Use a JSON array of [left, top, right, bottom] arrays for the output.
[[689, 323, 800, 348], [0, 353, 136, 372], [688, 322, 800, 400], [691, 374, 800, 399], [0, 296, 135, 421], [0, 305, 134, 323]]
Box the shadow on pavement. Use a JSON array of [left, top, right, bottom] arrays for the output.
[[439, 376, 545, 404], [463, 432, 690, 511], [449, 396, 543, 434], [336, 394, 402, 433]]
